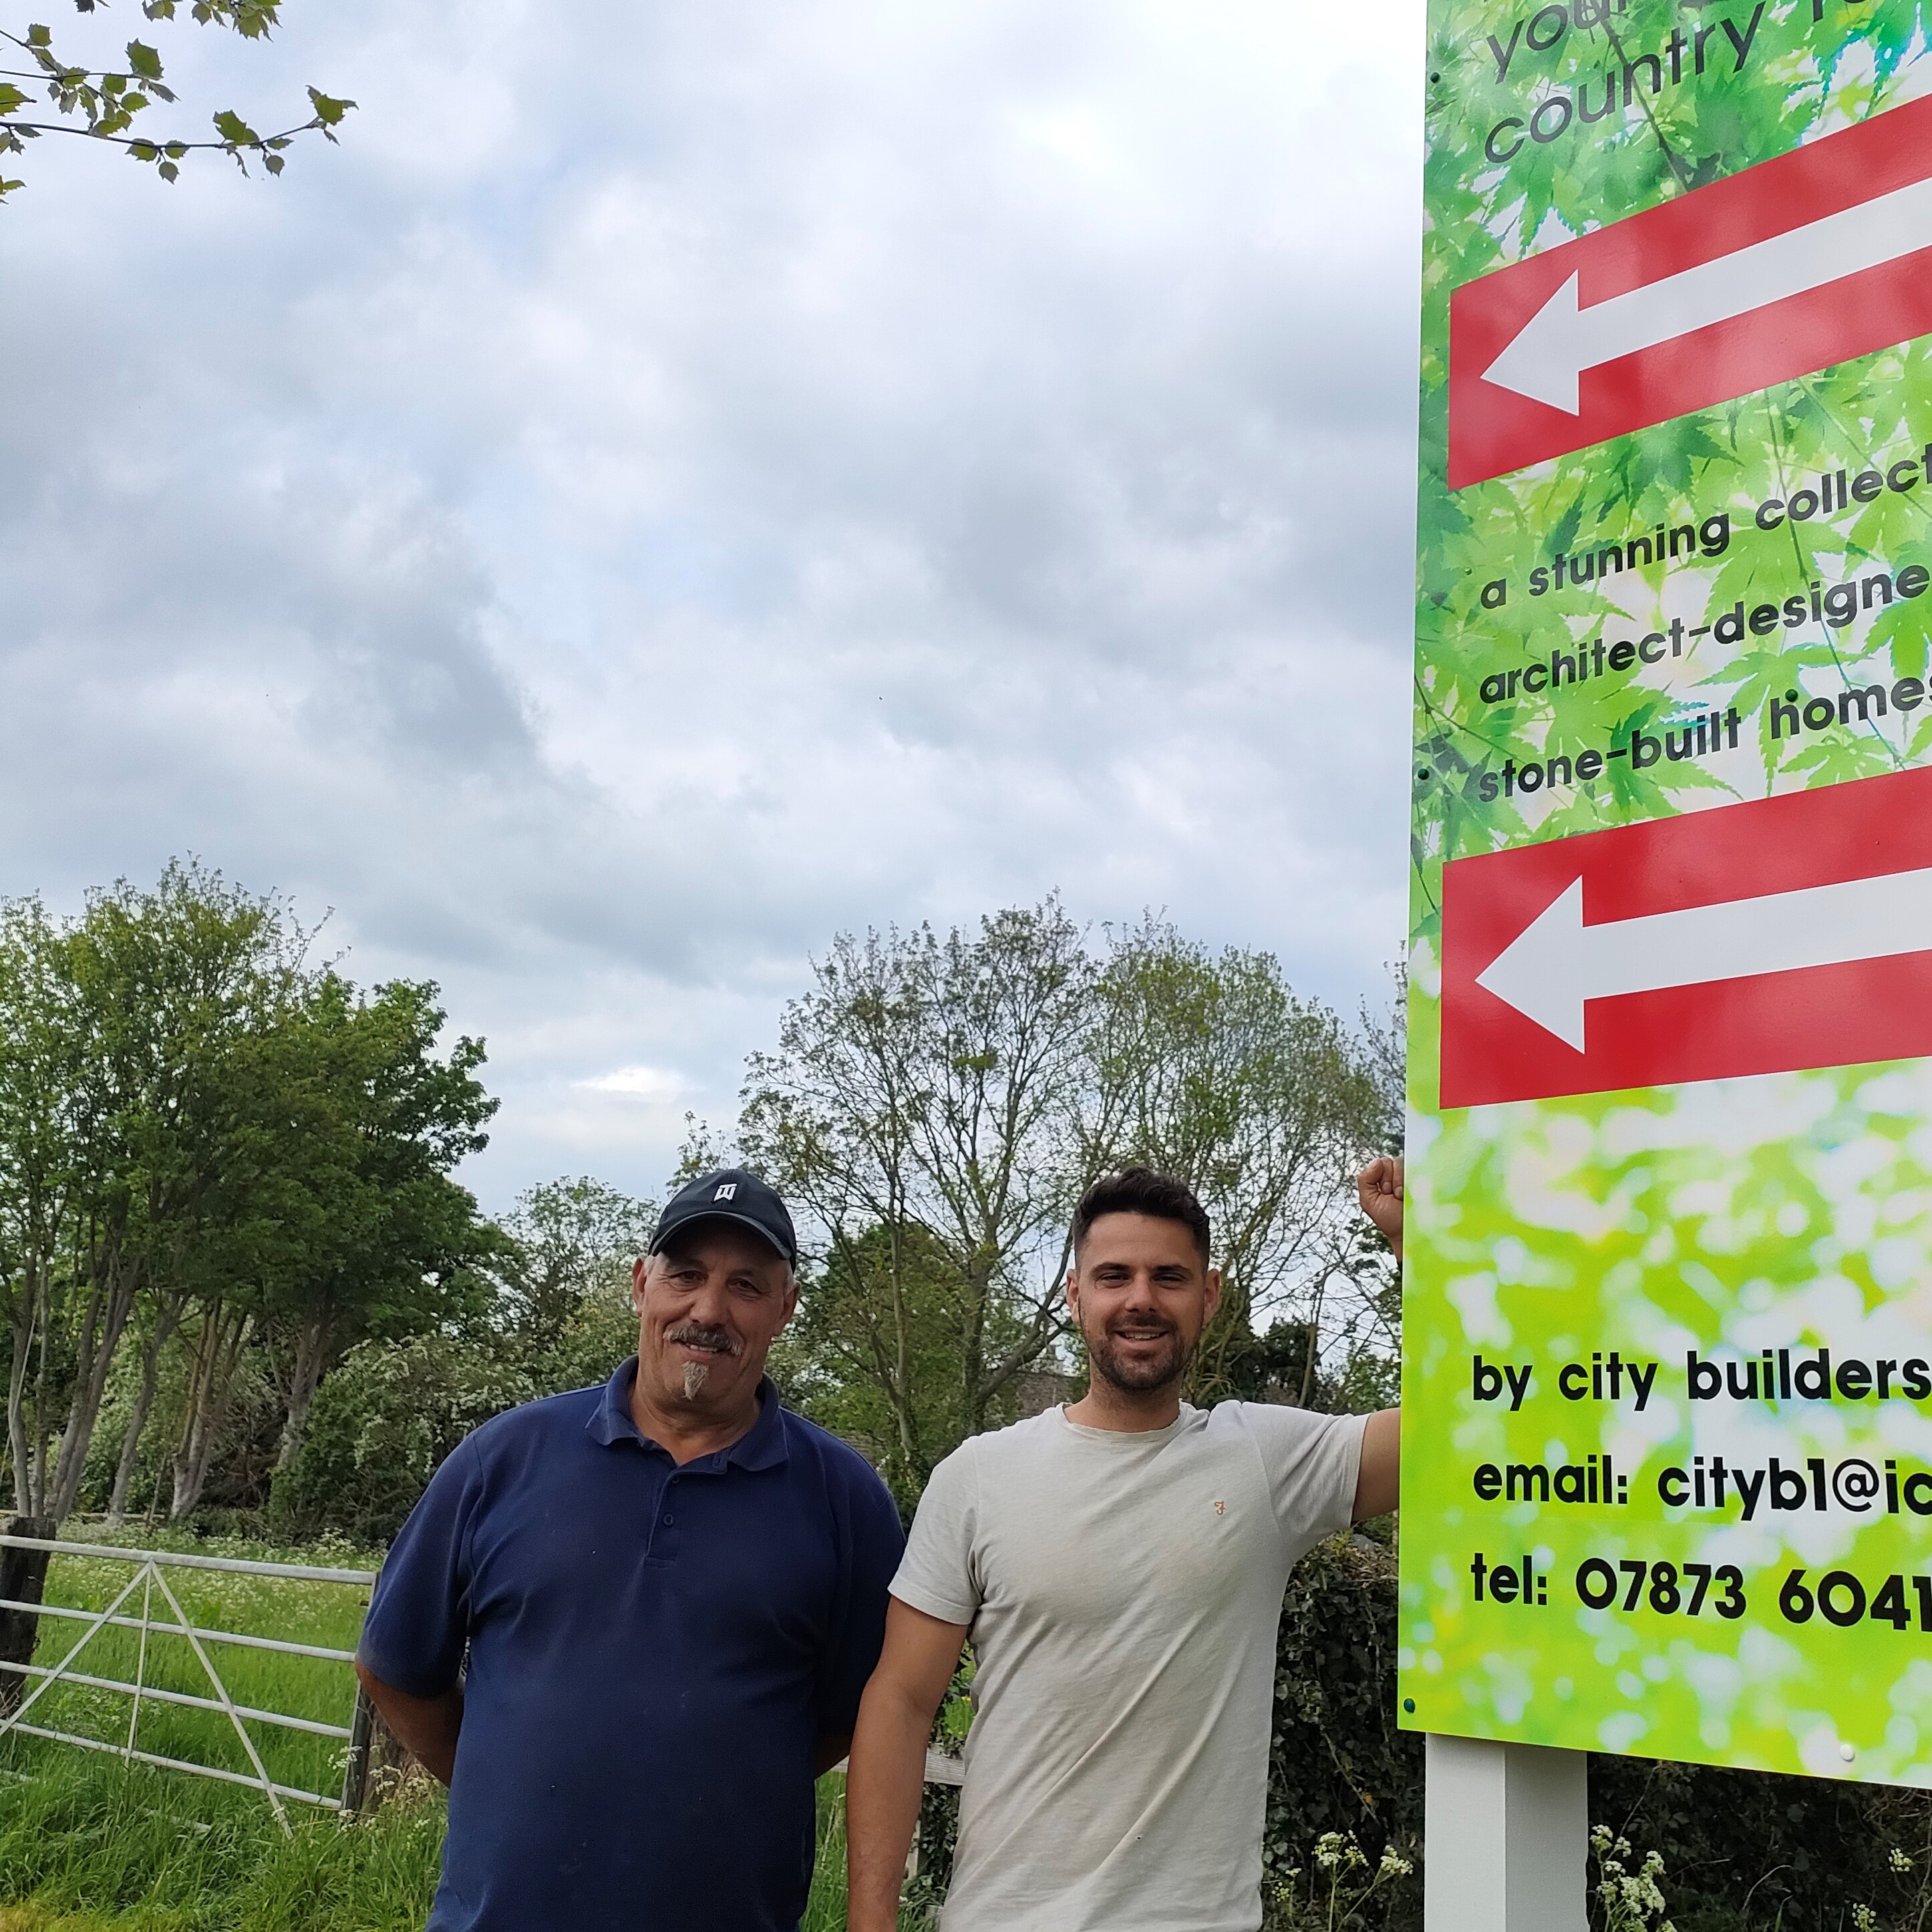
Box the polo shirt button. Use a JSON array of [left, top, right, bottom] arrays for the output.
[[663, 1514, 673, 1525]]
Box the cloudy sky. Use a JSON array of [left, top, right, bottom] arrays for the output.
[[2, 0, 1423, 1215]]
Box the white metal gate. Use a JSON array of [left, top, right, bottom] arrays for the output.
[[0, 1532, 377, 1832]]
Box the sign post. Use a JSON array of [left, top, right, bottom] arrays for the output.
[[1424, 1737, 1586, 1931], [1405, 0, 1932, 1909]]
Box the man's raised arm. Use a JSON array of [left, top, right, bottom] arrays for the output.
[[1353, 1407, 1401, 1520], [846, 1597, 971, 1932], [1353, 1156, 1404, 1518]]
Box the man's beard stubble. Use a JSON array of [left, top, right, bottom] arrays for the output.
[[1086, 1317, 1193, 1394]]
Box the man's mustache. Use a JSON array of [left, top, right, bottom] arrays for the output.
[[665, 1323, 743, 1355]]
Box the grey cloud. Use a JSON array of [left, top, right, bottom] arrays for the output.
[[0, 0, 1424, 1207]]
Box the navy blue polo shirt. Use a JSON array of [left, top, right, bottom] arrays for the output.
[[357, 1361, 904, 1932]]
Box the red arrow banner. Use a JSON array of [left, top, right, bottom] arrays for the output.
[[1440, 766, 1932, 1106], [1448, 94, 1932, 490]]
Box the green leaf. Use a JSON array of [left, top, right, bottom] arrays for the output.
[[263, 150, 283, 173], [1545, 493, 1585, 562], [125, 39, 163, 79], [306, 86, 353, 126], [24, 23, 50, 44], [156, 157, 177, 180], [212, 107, 259, 146], [0, 84, 27, 115]]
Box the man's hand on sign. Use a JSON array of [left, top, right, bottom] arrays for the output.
[[1357, 1156, 1404, 1263], [1349, 1160, 1403, 1519]]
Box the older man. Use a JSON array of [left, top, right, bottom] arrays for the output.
[[355, 1168, 904, 1932], [847, 1161, 1404, 1932]]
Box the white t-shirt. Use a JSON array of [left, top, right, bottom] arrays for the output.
[[891, 1400, 1367, 1932]]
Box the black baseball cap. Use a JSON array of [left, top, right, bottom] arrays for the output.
[[649, 1167, 798, 1267]]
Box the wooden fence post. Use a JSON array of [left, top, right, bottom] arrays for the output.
[[0, 1516, 55, 1718], [345, 1690, 433, 1810], [339, 1681, 375, 1812]]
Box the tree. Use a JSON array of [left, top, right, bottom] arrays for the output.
[[257, 974, 498, 1482], [271, 1178, 656, 1541], [0, 0, 351, 202], [0, 860, 507, 1528], [0, 896, 88, 1518], [1358, 959, 1406, 1159], [66, 864, 317, 1526], [106, 947, 354, 1522], [742, 903, 1094, 1494], [272, 1327, 538, 1544], [1084, 919, 1388, 1404], [0, 862, 309, 1523], [740, 905, 1400, 1482], [770, 1222, 1039, 1514], [166, 1291, 253, 1520], [162, 971, 500, 1521], [497, 1176, 655, 1353]]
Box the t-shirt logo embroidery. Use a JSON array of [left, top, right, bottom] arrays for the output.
[[1213, 1500, 1225, 1515]]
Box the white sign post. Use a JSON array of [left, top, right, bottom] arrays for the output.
[[1424, 1737, 1587, 1932]]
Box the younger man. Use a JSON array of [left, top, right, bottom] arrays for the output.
[[847, 1161, 1403, 1932]]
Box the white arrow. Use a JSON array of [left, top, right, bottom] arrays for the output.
[[1476, 866, 1932, 1051], [1482, 174, 1932, 414]]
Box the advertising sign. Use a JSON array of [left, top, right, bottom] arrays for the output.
[[1402, 0, 1932, 1783]]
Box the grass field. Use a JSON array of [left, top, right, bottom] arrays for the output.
[[0, 1526, 883, 1930]]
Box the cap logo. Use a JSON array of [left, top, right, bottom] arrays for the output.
[[713, 1182, 738, 1200]]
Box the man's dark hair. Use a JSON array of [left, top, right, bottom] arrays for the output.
[[1071, 1167, 1211, 1269]]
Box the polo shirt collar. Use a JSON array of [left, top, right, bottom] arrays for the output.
[[587, 1357, 790, 1470]]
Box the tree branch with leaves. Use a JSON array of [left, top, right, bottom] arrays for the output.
[[0, 0, 350, 200]]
